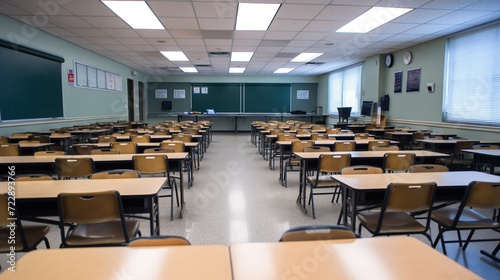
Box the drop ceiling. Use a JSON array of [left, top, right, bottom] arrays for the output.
[[1, 0, 499, 76]]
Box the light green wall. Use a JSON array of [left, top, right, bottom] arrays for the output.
[[0, 15, 149, 135]]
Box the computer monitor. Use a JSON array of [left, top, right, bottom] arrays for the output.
[[361, 101, 375, 116], [161, 101, 172, 109]]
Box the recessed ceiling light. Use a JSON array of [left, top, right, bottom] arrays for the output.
[[180, 67, 198, 73], [102, 1, 164, 30], [229, 68, 245, 73], [236, 3, 280, 31], [291, 53, 323, 63], [274, 68, 294, 74], [161, 51, 189, 61], [336, 7, 412, 33], [231, 52, 254, 62]]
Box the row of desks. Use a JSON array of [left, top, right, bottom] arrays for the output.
[[0, 236, 480, 279]]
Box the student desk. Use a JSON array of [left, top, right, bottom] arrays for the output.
[[0, 245, 232, 280], [294, 151, 449, 215], [18, 142, 54, 155], [274, 139, 399, 179], [463, 149, 500, 174], [0, 153, 188, 219], [70, 129, 111, 142], [0, 177, 165, 235], [416, 139, 500, 153], [331, 171, 500, 230], [230, 237, 480, 280]]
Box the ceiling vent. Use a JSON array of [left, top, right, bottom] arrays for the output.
[[208, 52, 230, 57], [305, 62, 325, 65]]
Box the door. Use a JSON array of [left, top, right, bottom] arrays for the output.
[[127, 79, 134, 121]]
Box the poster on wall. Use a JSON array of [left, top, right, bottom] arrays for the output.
[[297, 90, 309, 100], [394, 71, 403, 93], [174, 89, 186, 99], [406, 68, 421, 92], [155, 89, 168, 99]]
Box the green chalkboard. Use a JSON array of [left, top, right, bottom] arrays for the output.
[[191, 83, 241, 112], [0, 40, 64, 121], [244, 84, 290, 113]]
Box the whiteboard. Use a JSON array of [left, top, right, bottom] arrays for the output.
[[76, 63, 87, 87], [87, 66, 97, 88], [97, 69, 106, 89]]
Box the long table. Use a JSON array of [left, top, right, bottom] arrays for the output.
[[230, 237, 480, 280], [0, 245, 232, 280], [463, 149, 500, 174], [0, 153, 188, 219], [331, 171, 500, 230], [0, 177, 165, 235], [293, 150, 449, 214]]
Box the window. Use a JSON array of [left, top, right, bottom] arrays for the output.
[[443, 23, 500, 126], [328, 64, 362, 115]]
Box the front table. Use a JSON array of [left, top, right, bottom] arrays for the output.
[[0, 245, 232, 280], [230, 237, 480, 280]]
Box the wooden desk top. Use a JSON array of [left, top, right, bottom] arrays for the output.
[[230, 237, 480, 280], [0, 177, 166, 199], [416, 139, 499, 144], [294, 150, 449, 159], [463, 149, 500, 157], [18, 143, 54, 148], [0, 153, 188, 164], [0, 245, 232, 280], [331, 171, 500, 191], [276, 139, 398, 146]]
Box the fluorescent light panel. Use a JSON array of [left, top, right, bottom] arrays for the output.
[[231, 52, 254, 62], [291, 53, 323, 62], [180, 67, 198, 73], [236, 3, 280, 31], [102, 1, 164, 29], [229, 68, 245, 73], [161, 51, 189, 61], [336, 7, 412, 33], [274, 68, 294, 74]]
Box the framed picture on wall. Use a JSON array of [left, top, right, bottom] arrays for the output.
[[394, 71, 403, 93], [406, 68, 421, 92]]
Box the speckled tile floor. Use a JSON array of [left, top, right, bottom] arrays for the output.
[[2, 133, 499, 278]]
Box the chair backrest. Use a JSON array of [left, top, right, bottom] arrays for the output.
[[0, 136, 9, 144], [28, 135, 50, 143], [98, 135, 117, 143], [375, 182, 437, 233], [303, 146, 330, 153], [318, 154, 351, 173], [472, 144, 499, 150], [383, 153, 415, 172], [291, 140, 314, 153], [326, 128, 340, 134], [144, 148, 176, 153], [34, 151, 65, 156], [409, 164, 449, 173], [341, 165, 383, 175], [280, 225, 356, 242], [354, 133, 369, 139], [54, 157, 95, 179], [0, 144, 20, 156], [131, 134, 151, 143], [296, 129, 310, 135], [133, 155, 168, 175], [16, 174, 54, 181], [172, 133, 192, 143], [111, 142, 137, 154], [371, 145, 399, 151], [72, 145, 96, 155], [128, 236, 191, 246], [160, 141, 185, 153], [462, 181, 500, 209], [91, 148, 121, 155], [334, 141, 355, 152], [57, 190, 125, 225], [277, 133, 296, 141], [367, 140, 390, 151], [91, 169, 141, 179]]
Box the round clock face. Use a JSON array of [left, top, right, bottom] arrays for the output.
[[403, 51, 412, 65], [385, 54, 394, 68]]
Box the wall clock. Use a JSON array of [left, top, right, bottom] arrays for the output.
[[385, 54, 394, 68], [403, 51, 412, 65]]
